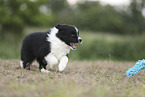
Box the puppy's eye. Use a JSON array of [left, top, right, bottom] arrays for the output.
[[71, 34, 75, 37]]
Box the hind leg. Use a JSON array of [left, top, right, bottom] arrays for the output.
[[20, 59, 34, 70], [37, 58, 49, 73], [20, 53, 35, 70]]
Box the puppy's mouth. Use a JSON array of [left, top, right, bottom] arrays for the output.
[[70, 43, 77, 50]]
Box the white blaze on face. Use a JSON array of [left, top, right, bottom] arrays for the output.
[[74, 26, 79, 37]]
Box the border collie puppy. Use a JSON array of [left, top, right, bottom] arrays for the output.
[[20, 24, 82, 73]]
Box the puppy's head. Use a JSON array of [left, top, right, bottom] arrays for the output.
[[55, 24, 82, 50]]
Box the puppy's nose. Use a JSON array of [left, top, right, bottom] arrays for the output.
[[78, 37, 82, 44]]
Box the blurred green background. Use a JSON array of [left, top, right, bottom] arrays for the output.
[[0, 0, 145, 61]]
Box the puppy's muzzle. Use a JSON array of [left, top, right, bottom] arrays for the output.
[[78, 37, 82, 44]]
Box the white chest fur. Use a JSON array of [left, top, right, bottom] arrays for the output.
[[46, 27, 70, 60]]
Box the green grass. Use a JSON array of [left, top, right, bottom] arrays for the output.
[[0, 60, 145, 97], [1, 28, 145, 61], [0, 34, 21, 59], [70, 32, 145, 61]]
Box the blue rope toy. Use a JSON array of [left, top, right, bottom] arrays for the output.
[[126, 59, 145, 77]]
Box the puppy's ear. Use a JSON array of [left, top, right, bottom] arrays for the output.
[[55, 24, 62, 29]]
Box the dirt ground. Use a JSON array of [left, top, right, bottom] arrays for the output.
[[0, 59, 145, 97]]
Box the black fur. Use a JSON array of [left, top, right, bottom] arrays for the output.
[[21, 32, 50, 70]]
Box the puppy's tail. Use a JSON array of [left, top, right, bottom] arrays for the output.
[[20, 60, 23, 76]]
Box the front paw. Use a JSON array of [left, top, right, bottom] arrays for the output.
[[59, 66, 65, 72], [41, 68, 50, 73], [58, 56, 68, 72]]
